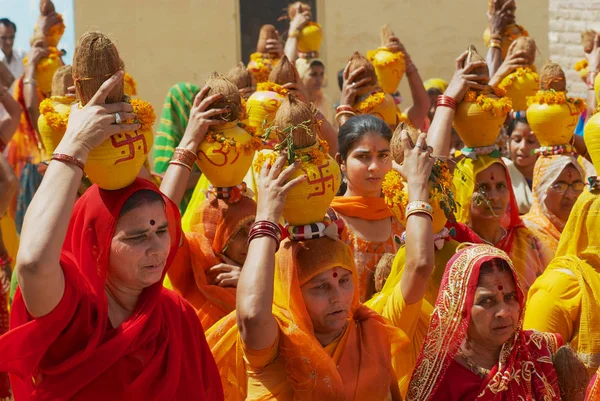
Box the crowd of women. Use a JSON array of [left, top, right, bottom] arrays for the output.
[[0, 0, 600, 399]]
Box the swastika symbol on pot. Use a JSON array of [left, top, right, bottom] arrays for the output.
[[111, 133, 148, 164], [307, 161, 335, 198]]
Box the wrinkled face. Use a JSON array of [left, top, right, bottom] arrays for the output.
[[302, 64, 325, 93], [509, 123, 539, 173], [468, 264, 521, 349], [545, 164, 584, 223], [223, 220, 252, 265], [301, 267, 354, 337], [0, 24, 15, 55], [340, 132, 392, 197], [109, 202, 171, 290], [471, 163, 510, 222]]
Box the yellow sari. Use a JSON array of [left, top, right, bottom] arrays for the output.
[[206, 236, 408, 400], [525, 187, 600, 375]]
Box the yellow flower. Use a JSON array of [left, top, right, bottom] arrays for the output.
[[354, 91, 386, 114], [370, 49, 405, 68], [40, 97, 70, 130], [124, 73, 137, 96], [24, 47, 62, 73], [526, 90, 587, 113], [257, 82, 289, 95], [497, 67, 539, 91], [574, 59, 589, 72], [253, 150, 278, 173], [464, 90, 512, 117], [130, 99, 155, 131], [248, 53, 278, 84]]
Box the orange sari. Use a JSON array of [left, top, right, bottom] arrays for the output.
[[168, 194, 256, 330], [523, 154, 584, 256], [207, 236, 408, 401]]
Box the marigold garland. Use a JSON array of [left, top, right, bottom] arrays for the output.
[[464, 89, 512, 117], [354, 90, 386, 114], [498, 67, 539, 91], [24, 47, 62, 72], [257, 82, 289, 95], [369, 49, 405, 68], [205, 121, 263, 156], [574, 59, 589, 72], [248, 53, 277, 84], [39, 96, 73, 130], [47, 18, 66, 40], [128, 99, 156, 131], [526, 89, 587, 113], [124, 72, 137, 96]]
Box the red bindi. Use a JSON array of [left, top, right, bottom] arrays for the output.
[[498, 284, 503, 291], [490, 172, 495, 181], [568, 169, 573, 180], [333, 272, 338, 278], [150, 220, 155, 226]]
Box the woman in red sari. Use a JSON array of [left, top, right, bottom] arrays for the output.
[[407, 244, 562, 401], [0, 71, 223, 400]]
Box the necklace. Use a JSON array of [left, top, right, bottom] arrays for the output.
[[457, 348, 492, 379]]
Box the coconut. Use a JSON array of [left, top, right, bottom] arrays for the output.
[[390, 122, 421, 165], [204, 72, 242, 122], [51, 65, 73, 96], [268, 55, 299, 85], [72, 31, 124, 106], [0, 61, 14, 89], [348, 52, 378, 87], [256, 25, 279, 54], [288, 2, 311, 19], [380, 24, 395, 47], [539, 61, 567, 92], [509, 36, 537, 65], [582, 29, 597, 54], [273, 95, 317, 148], [226, 62, 254, 91], [40, 0, 56, 15], [464, 45, 489, 81], [552, 346, 589, 401]]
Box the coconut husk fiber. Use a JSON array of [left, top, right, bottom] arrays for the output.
[[582, 29, 598, 54], [51, 65, 73, 96], [0, 61, 14, 89], [380, 25, 395, 47], [268, 55, 299, 85], [390, 122, 421, 165], [288, 2, 311, 19], [204, 72, 242, 122], [509, 36, 537, 65], [552, 346, 589, 401], [256, 25, 279, 54], [72, 31, 124, 106], [40, 0, 56, 15], [540, 61, 567, 91], [226, 62, 253, 91], [274, 95, 317, 148], [464, 45, 489, 81], [348, 52, 378, 87]]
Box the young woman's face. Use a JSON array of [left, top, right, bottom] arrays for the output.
[[471, 163, 511, 222], [545, 164, 584, 223], [302, 64, 325, 93], [339, 132, 392, 197], [223, 221, 252, 265], [109, 202, 171, 290], [509, 123, 539, 173], [468, 266, 521, 349], [301, 267, 354, 337]]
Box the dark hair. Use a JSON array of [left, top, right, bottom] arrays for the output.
[[478, 258, 512, 284], [120, 190, 165, 217], [427, 87, 443, 97], [507, 114, 529, 137], [0, 18, 16, 33], [310, 60, 324, 69], [337, 68, 344, 91], [337, 114, 393, 161]]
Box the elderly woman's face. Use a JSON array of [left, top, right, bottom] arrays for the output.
[[109, 201, 171, 290], [468, 266, 520, 349], [545, 164, 584, 223], [471, 163, 510, 222]]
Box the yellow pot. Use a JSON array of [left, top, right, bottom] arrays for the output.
[[196, 122, 256, 188], [246, 90, 285, 138], [36, 49, 64, 98], [354, 92, 398, 129], [595, 73, 600, 105], [526, 102, 579, 147], [86, 128, 154, 190], [368, 48, 406, 94], [453, 101, 505, 148], [431, 205, 448, 235], [38, 96, 73, 156], [500, 69, 539, 111], [283, 150, 341, 226], [297, 22, 322, 53], [584, 112, 600, 168]]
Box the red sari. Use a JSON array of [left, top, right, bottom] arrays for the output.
[[407, 244, 562, 401], [0, 179, 223, 401]]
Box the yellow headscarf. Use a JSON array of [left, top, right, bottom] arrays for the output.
[[424, 78, 448, 93]]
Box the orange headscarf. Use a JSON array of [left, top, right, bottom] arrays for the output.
[[523, 154, 584, 254], [169, 194, 256, 330], [207, 237, 408, 400], [330, 196, 394, 220]]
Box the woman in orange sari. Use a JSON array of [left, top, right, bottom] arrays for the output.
[[408, 244, 563, 401], [523, 154, 585, 257], [330, 115, 404, 301]]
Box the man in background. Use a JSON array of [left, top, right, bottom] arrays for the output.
[[0, 18, 26, 90]]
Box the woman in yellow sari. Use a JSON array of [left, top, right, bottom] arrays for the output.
[[522, 154, 585, 257]]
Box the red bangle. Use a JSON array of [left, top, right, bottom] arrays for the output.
[[51, 153, 85, 171], [336, 105, 355, 114], [248, 220, 282, 251], [436, 95, 457, 111]]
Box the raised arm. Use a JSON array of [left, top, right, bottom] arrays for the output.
[[237, 155, 304, 350], [488, 44, 529, 89], [485, 0, 515, 77], [284, 4, 311, 64], [395, 132, 435, 304], [22, 41, 50, 133], [159, 86, 227, 205], [427, 52, 488, 158], [0, 83, 22, 148], [585, 34, 600, 120], [16, 71, 139, 318]]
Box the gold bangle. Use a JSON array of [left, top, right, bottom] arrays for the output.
[[23, 78, 37, 85], [488, 42, 502, 50]]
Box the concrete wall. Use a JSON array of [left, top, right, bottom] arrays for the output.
[[73, 0, 549, 117], [548, 0, 600, 98]]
